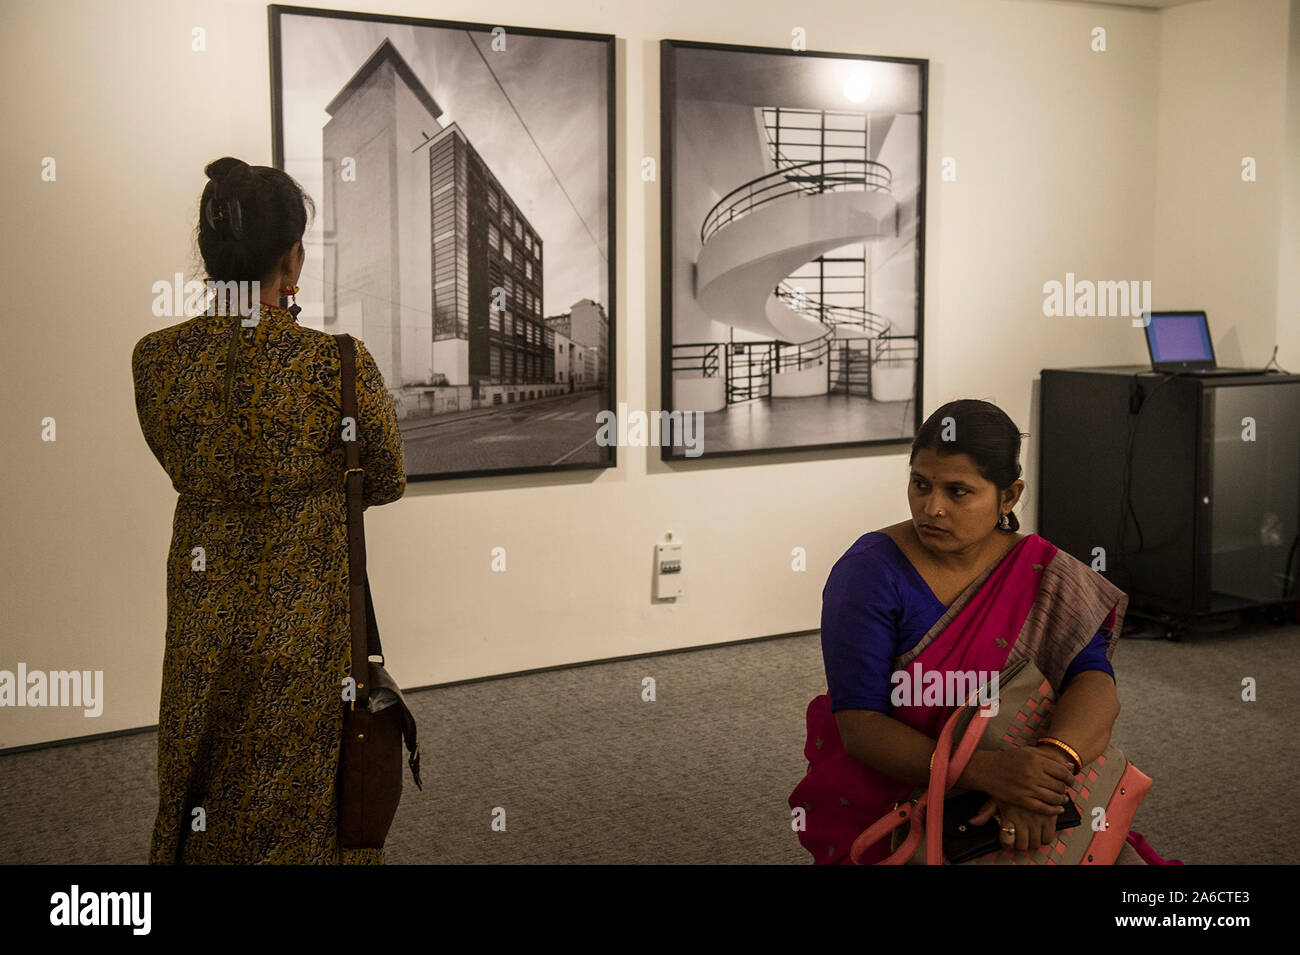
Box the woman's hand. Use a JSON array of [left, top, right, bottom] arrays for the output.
[[965, 747, 1075, 814], [968, 798, 1058, 853]]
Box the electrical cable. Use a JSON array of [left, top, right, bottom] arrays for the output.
[[1116, 371, 1183, 575]]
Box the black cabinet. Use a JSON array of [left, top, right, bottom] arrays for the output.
[[1039, 366, 1300, 620]]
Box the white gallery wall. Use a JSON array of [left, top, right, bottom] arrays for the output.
[[1, 0, 1295, 749], [1274, 0, 1300, 368], [1152, 0, 1294, 366]]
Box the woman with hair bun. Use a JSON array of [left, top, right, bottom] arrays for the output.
[[132, 157, 406, 864], [790, 399, 1170, 865]]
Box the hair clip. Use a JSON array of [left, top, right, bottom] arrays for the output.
[[204, 196, 245, 239], [226, 198, 244, 239], [204, 197, 224, 231]]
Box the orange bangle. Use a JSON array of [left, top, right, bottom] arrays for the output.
[[1038, 736, 1082, 774]]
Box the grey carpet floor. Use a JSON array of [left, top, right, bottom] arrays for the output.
[[2, 622, 1296, 864]]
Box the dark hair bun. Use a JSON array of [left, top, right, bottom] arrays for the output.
[[196, 156, 315, 285], [205, 156, 250, 183]]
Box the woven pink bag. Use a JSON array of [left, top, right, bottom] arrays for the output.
[[850, 657, 1152, 865]]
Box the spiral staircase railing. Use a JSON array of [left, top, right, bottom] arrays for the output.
[[683, 143, 915, 403], [700, 158, 892, 245]]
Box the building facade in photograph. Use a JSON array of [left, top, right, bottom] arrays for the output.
[[322, 38, 570, 420], [546, 298, 609, 392]]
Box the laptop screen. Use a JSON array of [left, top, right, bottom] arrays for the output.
[[1147, 312, 1213, 364]]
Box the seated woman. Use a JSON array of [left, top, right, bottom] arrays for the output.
[[789, 398, 1167, 865]]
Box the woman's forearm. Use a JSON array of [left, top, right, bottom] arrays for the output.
[[1041, 670, 1121, 766], [838, 670, 1120, 796], [836, 710, 934, 787], [835, 710, 991, 792]]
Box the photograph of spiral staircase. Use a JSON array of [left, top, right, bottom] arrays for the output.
[[662, 41, 926, 459]]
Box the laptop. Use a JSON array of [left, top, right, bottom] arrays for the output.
[[1142, 310, 1268, 376]]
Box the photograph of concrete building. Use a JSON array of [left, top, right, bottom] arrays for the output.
[[661, 40, 925, 460], [271, 11, 614, 479]]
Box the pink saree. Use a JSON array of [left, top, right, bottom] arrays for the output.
[[790, 533, 1169, 865]]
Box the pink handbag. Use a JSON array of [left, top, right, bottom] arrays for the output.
[[850, 657, 1152, 865]]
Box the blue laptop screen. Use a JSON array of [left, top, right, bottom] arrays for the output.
[[1148, 313, 1213, 363]]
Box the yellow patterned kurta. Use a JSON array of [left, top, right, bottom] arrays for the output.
[[132, 301, 406, 864]]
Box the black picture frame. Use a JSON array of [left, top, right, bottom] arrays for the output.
[[269, 5, 617, 482], [660, 39, 927, 462]]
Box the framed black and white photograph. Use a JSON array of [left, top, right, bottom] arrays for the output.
[[269, 5, 615, 481], [660, 39, 926, 461]]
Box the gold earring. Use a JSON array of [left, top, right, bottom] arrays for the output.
[[279, 283, 300, 318]]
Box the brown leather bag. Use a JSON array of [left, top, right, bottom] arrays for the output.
[[334, 333, 421, 850]]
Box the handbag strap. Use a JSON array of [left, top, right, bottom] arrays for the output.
[[923, 696, 995, 864], [849, 691, 995, 865], [335, 333, 383, 709]]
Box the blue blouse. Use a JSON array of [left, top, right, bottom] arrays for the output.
[[821, 532, 1114, 714]]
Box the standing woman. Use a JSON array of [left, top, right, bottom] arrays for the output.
[[132, 157, 406, 863]]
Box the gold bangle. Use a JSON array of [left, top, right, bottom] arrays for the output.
[[1038, 736, 1082, 774], [929, 747, 936, 775]]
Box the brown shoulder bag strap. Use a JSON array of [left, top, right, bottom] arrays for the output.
[[335, 333, 383, 709]]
